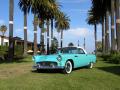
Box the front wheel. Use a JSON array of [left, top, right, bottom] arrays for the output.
[[63, 61, 72, 74]]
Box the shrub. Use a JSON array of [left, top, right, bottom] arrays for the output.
[[14, 45, 24, 59], [101, 53, 120, 64], [109, 53, 120, 64], [0, 46, 8, 60]]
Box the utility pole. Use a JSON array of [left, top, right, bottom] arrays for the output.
[[78, 40, 79, 47], [83, 38, 86, 49]]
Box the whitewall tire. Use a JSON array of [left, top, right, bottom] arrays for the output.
[[63, 61, 72, 74], [88, 62, 93, 69]]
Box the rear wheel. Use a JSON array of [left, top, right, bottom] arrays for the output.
[[88, 62, 93, 69], [63, 61, 72, 74]]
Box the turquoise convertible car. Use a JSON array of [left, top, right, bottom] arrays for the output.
[[32, 47, 96, 74]]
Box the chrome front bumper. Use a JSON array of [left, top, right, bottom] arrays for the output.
[[33, 61, 64, 69], [33, 65, 64, 69]]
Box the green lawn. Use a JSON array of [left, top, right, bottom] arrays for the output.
[[0, 56, 120, 90]]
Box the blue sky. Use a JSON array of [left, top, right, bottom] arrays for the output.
[[0, 0, 102, 53]]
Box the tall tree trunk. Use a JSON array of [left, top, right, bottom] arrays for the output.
[[116, 0, 120, 52], [111, 0, 116, 52], [23, 13, 27, 56], [60, 30, 63, 49], [51, 19, 53, 46], [102, 18, 105, 54], [9, 0, 14, 60], [47, 19, 50, 55], [105, 10, 110, 54], [94, 24, 97, 55], [33, 15, 37, 55], [40, 20, 45, 54]]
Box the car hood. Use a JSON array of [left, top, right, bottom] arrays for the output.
[[33, 54, 59, 63]]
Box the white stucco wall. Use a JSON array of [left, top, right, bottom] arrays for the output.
[[0, 36, 9, 46]]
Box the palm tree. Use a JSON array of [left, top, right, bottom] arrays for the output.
[[105, 10, 110, 53], [9, 0, 14, 60], [44, 0, 60, 55], [88, 0, 105, 54], [50, 1, 61, 47], [18, 0, 31, 56], [33, 15, 38, 55], [39, 18, 45, 54], [55, 12, 70, 48], [102, 0, 111, 53], [102, 18, 105, 54], [89, 0, 112, 54], [87, 9, 99, 54], [115, 0, 120, 52], [111, 0, 115, 52], [30, 0, 59, 54], [0, 25, 7, 46]]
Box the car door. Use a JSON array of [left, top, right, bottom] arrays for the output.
[[77, 48, 89, 67]]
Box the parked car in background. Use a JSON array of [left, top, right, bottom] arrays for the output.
[[32, 47, 96, 74]]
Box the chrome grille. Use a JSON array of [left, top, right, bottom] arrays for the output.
[[37, 62, 57, 67]]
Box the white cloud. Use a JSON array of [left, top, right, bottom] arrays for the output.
[[64, 27, 92, 37]]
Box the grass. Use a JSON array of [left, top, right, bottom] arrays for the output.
[[0, 56, 120, 90]]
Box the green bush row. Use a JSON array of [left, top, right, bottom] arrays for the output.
[[101, 53, 120, 64], [0, 45, 24, 60]]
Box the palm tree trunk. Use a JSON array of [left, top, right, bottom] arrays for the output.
[[9, 0, 14, 60], [40, 20, 45, 54], [94, 24, 97, 55], [33, 15, 37, 55], [47, 19, 50, 55], [115, 0, 120, 52], [1, 36, 4, 46], [60, 30, 63, 49], [102, 18, 105, 54], [23, 13, 27, 56], [105, 10, 110, 54], [111, 0, 116, 52], [51, 19, 53, 46]]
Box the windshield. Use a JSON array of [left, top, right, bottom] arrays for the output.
[[58, 47, 77, 54], [58, 47, 85, 54]]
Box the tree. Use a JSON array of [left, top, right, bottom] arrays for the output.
[[55, 12, 70, 49], [30, 0, 60, 55], [68, 42, 74, 47], [87, 10, 99, 55], [9, 0, 14, 60], [18, 0, 31, 56], [39, 19, 46, 54], [88, 0, 112, 54], [115, 0, 120, 52], [33, 15, 38, 55], [111, 0, 115, 51], [43, 0, 61, 55], [0, 25, 7, 46]]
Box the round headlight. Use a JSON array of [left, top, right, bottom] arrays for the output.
[[57, 55, 62, 62]]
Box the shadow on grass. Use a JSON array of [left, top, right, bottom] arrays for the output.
[[97, 66, 120, 76], [31, 66, 88, 74], [31, 69, 63, 74]]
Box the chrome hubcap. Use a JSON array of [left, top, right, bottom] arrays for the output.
[[65, 61, 72, 73]]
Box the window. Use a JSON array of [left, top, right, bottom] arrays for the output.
[[78, 48, 85, 54]]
